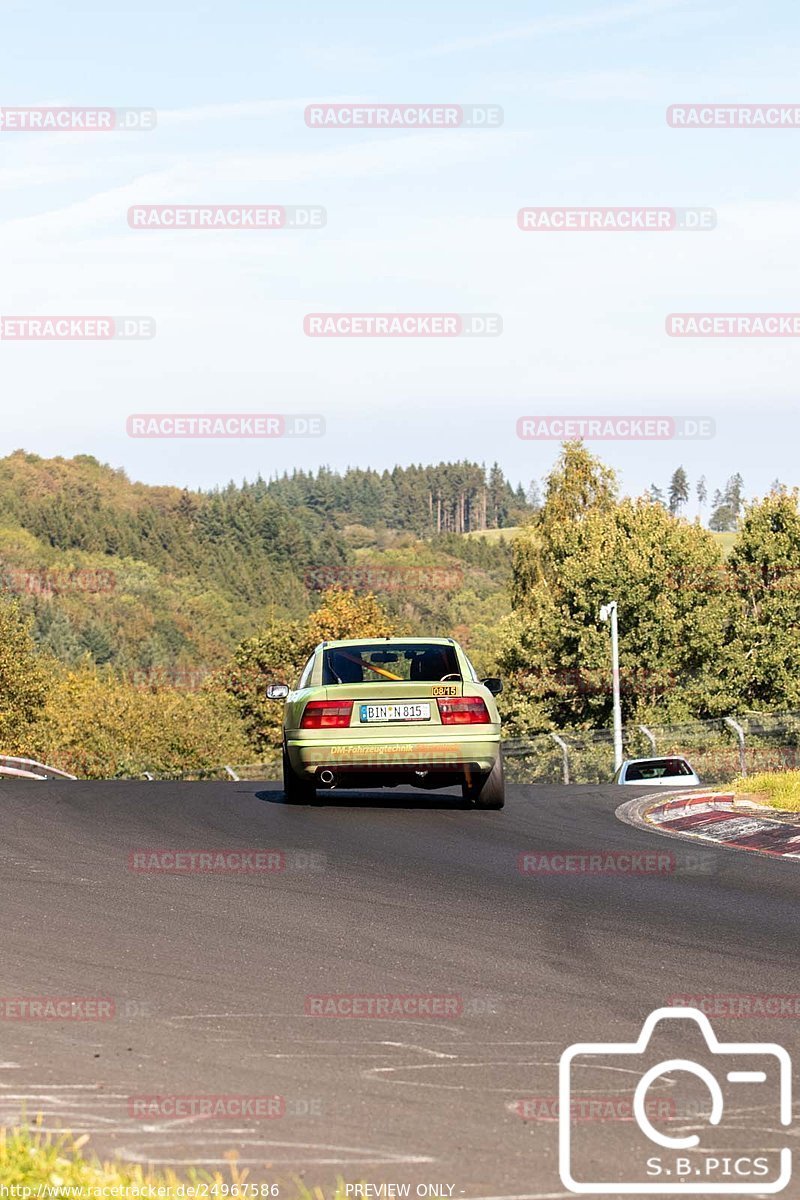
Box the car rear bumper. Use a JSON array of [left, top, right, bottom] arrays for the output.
[[286, 729, 501, 781], [619, 776, 701, 786]]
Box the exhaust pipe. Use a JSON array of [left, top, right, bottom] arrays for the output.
[[319, 769, 336, 787]]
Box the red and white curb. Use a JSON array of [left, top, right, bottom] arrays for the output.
[[616, 790, 800, 861]]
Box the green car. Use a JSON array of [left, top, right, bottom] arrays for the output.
[[268, 637, 504, 808]]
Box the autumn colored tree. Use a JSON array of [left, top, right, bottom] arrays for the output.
[[31, 667, 251, 779], [304, 586, 395, 647], [221, 588, 396, 755], [0, 597, 50, 752], [216, 618, 307, 755], [541, 441, 617, 524]]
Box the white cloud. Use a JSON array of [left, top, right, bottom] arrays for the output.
[[494, 69, 663, 102], [1, 199, 796, 493], [158, 98, 314, 126], [0, 163, 100, 191], [299, 46, 387, 72], [0, 129, 527, 247], [418, 0, 696, 58]]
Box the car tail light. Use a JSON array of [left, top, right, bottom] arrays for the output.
[[438, 696, 491, 725], [300, 700, 353, 729]]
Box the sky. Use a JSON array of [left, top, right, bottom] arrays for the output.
[[1, 0, 798, 504]]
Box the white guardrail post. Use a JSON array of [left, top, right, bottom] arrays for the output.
[[723, 716, 747, 777], [549, 733, 570, 785]]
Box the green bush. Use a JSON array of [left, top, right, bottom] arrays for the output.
[[0, 597, 50, 752], [29, 668, 252, 779]]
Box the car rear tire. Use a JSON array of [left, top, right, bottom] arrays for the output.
[[463, 753, 505, 809], [282, 746, 317, 803]]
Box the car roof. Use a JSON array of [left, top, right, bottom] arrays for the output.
[[317, 636, 458, 650], [622, 756, 690, 765]]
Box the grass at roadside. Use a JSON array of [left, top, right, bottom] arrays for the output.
[[730, 770, 800, 811], [462, 526, 519, 541], [0, 1119, 351, 1198], [710, 530, 738, 558]]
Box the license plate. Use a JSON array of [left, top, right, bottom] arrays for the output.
[[359, 703, 431, 723]]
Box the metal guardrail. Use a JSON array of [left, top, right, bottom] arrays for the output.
[[0, 765, 48, 779], [502, 711, 800, 785], [0, 755, 77, 781]]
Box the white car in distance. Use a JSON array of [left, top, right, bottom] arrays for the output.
[[612, 756, 701, 786]]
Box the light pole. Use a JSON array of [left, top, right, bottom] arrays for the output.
[[599, 601, 623, 772]]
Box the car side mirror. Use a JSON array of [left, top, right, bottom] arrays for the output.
[[482, 677, 503, 695], [266, 683, 290, 700]]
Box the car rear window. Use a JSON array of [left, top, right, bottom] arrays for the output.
[[625, 758, 692, 781], [322, 643, 460, 685]]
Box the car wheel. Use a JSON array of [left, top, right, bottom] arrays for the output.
[[463, 754, 505, 809], [282, 746, 317, 803]]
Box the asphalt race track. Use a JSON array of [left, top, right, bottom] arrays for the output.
[[3, 777, 800, 1196]]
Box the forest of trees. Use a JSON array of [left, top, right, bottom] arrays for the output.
[[1, 445, 799, 778], [0, 451, 522, 675], [263, 461, 532, 533], [649, 466, 784, 529]]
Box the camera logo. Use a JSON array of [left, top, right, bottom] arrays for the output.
[[559, 1006, 791, 1193]]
